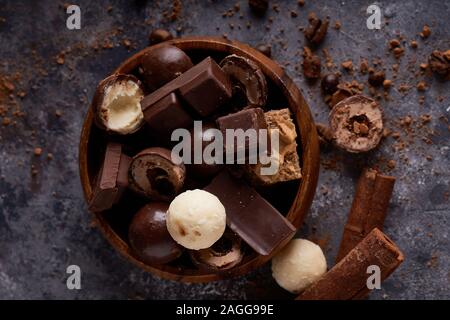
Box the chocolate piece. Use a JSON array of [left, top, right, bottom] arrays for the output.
[[190, 231, 243, 271], [129, 202, 183, 264], [248, 0, 268, 15], [140, 57, 231, 118], [329, 95, 383, 153], [140, 45, 193, 91], [302, 47, 321, 80], [149, 29, 173, 45], [245, 109, 302, 186], [92, 74, 145, 135], [143, 92, 193, 138], [321, 73, 340, 94], [186, 122, 223, 180], [204, 171, 296, 256], [89, 143, 131, 212], [297, 228, 404, 300], [304, 12, 329, 46], [336, 169, 396, 262], [220, 54, 268, 107], [216, 107, 269, 162], [128, 147, 185, 201], [329, 83, 354, 108], [256, 44, 272, 58], [429, 50, 450, 79], [178, 58, 232, 117], [368, 70, 386, 87]]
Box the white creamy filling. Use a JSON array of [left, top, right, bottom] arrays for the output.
[[103, 80, 144, 134]]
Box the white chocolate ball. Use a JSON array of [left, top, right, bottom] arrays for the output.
[[272, 239, 327, 294], [166, 190, 226, 250]]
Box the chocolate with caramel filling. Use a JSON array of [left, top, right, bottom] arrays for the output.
[[329, 95, 383, 153], [190, 231, 243, 271]]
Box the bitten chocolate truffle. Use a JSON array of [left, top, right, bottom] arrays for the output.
[[329, 95, 384, 153], [128, 147, 186, 201], [140, 45, 193, 91], [190, 231, 243, 271], [220, 54, 268, 107], [92, 74, 145, 135], [129, 202, 183, 264]]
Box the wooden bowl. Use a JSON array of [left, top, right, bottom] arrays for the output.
[[79, 37, 320, 282]]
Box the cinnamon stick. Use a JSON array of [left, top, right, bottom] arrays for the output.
[[297, 228, 404, 300], [336, 168, 396, 262]]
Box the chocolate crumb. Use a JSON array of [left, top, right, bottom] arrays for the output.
[[341, 60, 353, 71], [34, 147, 43, 156], [420, 25, 431, 39], [410, 40, 418, 48], [416, 81, 427, 91], [368, 70, 386, 87], [383, 79, 392, 89], [302, 46, 321, 80], [387, 160, 396, 169]]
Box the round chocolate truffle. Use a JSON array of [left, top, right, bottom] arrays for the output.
[[187, 123, 223, 180], [129, 202, 183, 265], [140, 45, 193, 91], [329, 94, 383, 153], [321, 73, 340, 95]]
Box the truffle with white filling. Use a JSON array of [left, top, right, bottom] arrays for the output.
[[329, 94, 383, 153], [128, 147, 185, 201], [92, 74, 145, 135]]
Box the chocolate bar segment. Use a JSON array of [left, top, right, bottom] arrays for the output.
[[178, 58, 232, 117], [143, 92, 193, 137], [140, 57, 231, 120], [89, 143, 131, 212], [204, 170, 296, 256], [216, 107, 269, 162], [297, 228, 404, 300]]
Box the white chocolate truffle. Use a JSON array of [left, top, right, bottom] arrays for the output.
[[272, 239, 327, 293], [166, 190, 226, 250]]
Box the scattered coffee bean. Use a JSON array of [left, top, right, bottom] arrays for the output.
[[304, 12, 329, 46]]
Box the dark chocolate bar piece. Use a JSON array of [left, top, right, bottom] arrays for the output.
[[177, 58, 232, 117], [204, 170, 295, 255], [140, 57, 231, 119], [216, 107, 269, 162], [143, 92, 193, 137], [89, 143, 131, 212]]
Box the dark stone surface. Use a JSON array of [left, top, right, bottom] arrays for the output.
[[0, 0, 448, 299]]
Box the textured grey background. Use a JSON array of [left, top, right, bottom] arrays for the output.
[[0, 0, 448, 300]]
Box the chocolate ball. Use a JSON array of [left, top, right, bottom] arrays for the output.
[[187, 123, 223, 180], [140, 45, 193, 91], [129, 202, 183, 264], [321, 73, 340, 95], [149, 29, 173, 45]]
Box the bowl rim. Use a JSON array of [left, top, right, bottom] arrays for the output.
[[79, 36, 320, 282]]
